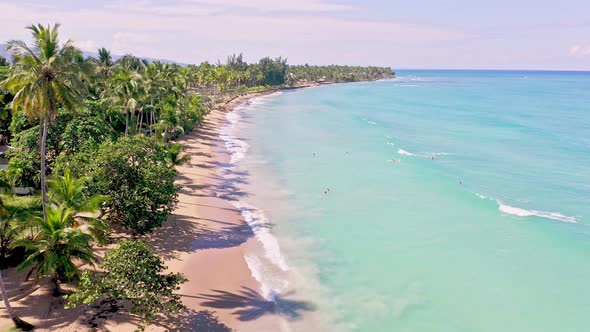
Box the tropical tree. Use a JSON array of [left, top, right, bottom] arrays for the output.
[[0, 196, 34, 330], [94, 47, 113, 77], [0, 56, 9, 67], [48, 169, 109, 244], [2, 23, 88, 221], [165, 143, 190, 166], [17, 206, 97, 295], [66, 240, 186, 331], [104, 67, 142, 135]]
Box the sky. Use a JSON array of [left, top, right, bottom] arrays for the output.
[[1, 0, 590, 70]]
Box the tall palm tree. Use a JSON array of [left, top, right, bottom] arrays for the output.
[[17, 206, 97, 296], [104, 67, 142, 135], [0, 197, 34, 330], [96, 47, 113, 77], [2, 23, 88, 221]]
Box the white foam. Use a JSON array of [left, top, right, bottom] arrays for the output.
[[475, 193, 488, 199], [367, 121, 377, 125], [498, 202, 577, 223], [386, 142, 395, 146], [397, 149, 415, 156], [231, 200, 290, 271], [244, 254, 289, 301], [220, 108, 250, 164], [397, 149, 449, 158]]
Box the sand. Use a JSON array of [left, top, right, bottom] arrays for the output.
[[0, 90, 287, 331]]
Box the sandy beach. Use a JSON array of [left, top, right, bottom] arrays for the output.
[[146, 91, 287, 331], [0, 90, 287, 331]]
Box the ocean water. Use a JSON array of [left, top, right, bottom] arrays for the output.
[[222, 70, 590, 332]]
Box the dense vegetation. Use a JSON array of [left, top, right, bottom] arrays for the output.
[[0, 23, 394, 330]]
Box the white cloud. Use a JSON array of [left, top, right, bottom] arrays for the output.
[[186, 0, 357, 13], [569, 44, 590, 56], [0, 0, 468, 66], [76, 39, 98, 52]]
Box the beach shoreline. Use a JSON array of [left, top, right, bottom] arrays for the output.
[[149, 89, 294, 331], [0, 88, 294, 332]]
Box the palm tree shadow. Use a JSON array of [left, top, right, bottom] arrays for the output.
[[196, 287, 315, 322]]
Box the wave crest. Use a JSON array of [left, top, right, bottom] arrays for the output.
[[498, 202, 577, 223]]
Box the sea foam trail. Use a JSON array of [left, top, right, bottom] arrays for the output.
[[397, 149, 449, 158], [220, 111, 249, 164], [397, 149, 416, 156], [219, 96, 291, 287], [472, 193, 577, 223], [244, 254, 290, 301], [498, 202, 577, 223], [231, 200, 290, 271]]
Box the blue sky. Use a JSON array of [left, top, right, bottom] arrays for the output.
[[1, 0, 590, 70]]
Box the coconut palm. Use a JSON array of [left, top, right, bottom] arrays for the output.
[[17, 206, 97, 295], [165, 143, 191, 166], [0, 197, 34, 330], [48, 170, 109, 244], [2, 23, 88, 221], [104, 67, 142, 135], [48, 169, 107, 214], [95, 47, 113, 77]]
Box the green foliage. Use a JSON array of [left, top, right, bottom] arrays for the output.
[[66, 240, 186, 330], [0, 56, 9, 67], [5, 107, 114, 187], [4, 125, 41, 187], [16, 206, 97, 283], [60, 136, 179, 234], [48, 169, 109, 244], [0, 195, 41, 267], [61, 107, 115, 153], [165, 143, 190, 166]]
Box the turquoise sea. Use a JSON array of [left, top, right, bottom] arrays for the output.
[[222, 70, 590, 331]]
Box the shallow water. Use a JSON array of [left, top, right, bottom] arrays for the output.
[[225, 71, 590, 331]]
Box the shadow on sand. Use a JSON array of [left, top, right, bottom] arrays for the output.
[[195, 286, 315, 322]]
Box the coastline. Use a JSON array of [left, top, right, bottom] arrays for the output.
[[147, 89, 296, 331], [0, 89, 291, 332]]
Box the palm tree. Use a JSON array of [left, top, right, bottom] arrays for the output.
[[17, 206, 97, 296], [95, 47, 113, 77], [165, 143, 191, 166], [105, 67, 142, 135], [2, 23, 88, 221], [48, 169, 107, 214], [48, 170, 109, 244], [0, 197, 34, 330]]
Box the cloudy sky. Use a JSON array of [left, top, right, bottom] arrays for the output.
[[1, 0, 590, 70]]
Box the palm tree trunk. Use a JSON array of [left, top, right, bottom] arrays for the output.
[[137, 110, 143, 133], [0, 269, 34, 330], [125, 109, 130, 136], [51, 274, 63, 297], [39, 118, 48, 222]]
